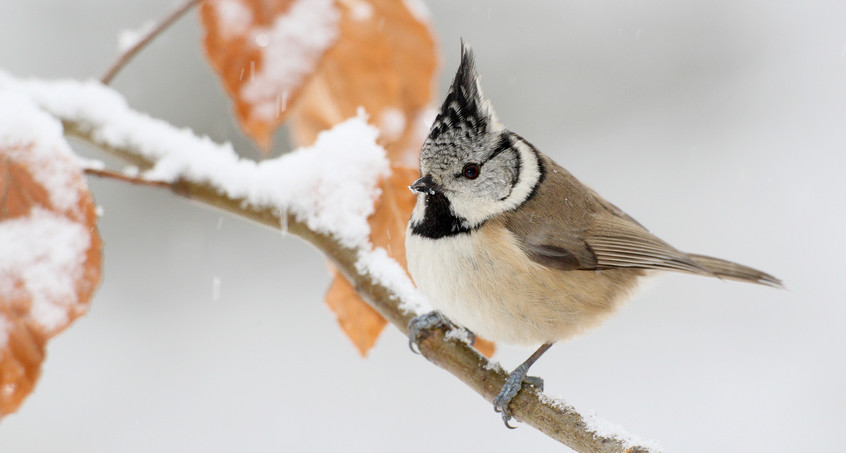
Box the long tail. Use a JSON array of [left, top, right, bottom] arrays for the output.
[[688, 253, 782, 288]]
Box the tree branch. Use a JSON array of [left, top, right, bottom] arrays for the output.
[[63, 128, 656, 453], [68, 129, 649, 452], [84, 167, 174, 189], [100, 0, 202, 84], [5, 74, 657, 452]]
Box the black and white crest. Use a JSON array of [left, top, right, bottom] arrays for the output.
[[410, 42, 545, 238], [426, 41, 499, 144]]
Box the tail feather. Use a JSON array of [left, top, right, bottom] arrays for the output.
[[687, 253, 782, 288]]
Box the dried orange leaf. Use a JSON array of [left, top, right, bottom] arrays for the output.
[[325, 165, 416, 355], [200, 0, 341, 151], [368, 165, 418, 267], [201, 0, 437, 156], [204, 0, 444, 354], [473, 337, 495, 358], [291, 0, 436, 355], [325, 269, 386, 355], [0, 318, 45, 416], [289, 0, 437, 163], [0, 95, 102, 416]]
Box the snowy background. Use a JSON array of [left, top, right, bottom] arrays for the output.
[[2, 0, 845, 451]]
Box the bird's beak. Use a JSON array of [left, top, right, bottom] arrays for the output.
[[409, 175, 442, 195]]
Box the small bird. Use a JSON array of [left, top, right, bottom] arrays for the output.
[[405, 42, 781, 427]]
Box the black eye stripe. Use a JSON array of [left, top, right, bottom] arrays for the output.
[[512, 146, 522, 188], [485, 133, 513, 163]]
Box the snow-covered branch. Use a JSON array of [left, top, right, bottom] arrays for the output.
[[0, 73, 658, 453]]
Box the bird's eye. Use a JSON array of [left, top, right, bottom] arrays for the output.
[[462, 163, 480, 180]]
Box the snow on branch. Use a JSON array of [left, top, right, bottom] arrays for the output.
[[0, 71, 658, 453], [1, 71, 386, 251]]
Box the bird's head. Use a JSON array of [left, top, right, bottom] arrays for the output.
[[410, 42, 543, 235]]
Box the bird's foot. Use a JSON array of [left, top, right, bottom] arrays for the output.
[[408, 311, 451, 354], [493, 365, 544, 428]]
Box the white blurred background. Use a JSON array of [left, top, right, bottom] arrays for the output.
[[1, 0, 845, 451]]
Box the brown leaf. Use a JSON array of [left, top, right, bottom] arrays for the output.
[[203, 0, 464, 356], [291, 0, 436, 355], [473, 337, 495, 359], [200, 0, 336, 151], [368, 165, 418, 268], [200, 0, 437, 157], [0, 141, 102, 416], [289, 0, 437, 163], [324, 269, 386, 355], [323, 165, 417, 356]]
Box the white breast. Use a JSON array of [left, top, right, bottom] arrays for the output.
[[406, 221, 642, 346]]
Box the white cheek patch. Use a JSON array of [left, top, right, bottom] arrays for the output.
[[449, 139, 542, 228], [504, 139, 542, 210], [449, 195, 500, 228]]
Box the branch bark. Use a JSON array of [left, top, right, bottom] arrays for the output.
[[84, 167, 174, 189]]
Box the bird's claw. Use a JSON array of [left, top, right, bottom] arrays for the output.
[[492, 365, 544, 428], [407, 311, 450, 354], [523, 375, 544, 391]]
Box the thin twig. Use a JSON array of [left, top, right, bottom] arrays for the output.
[[84, 167, 173, 190], [100, 0, 202, 84]]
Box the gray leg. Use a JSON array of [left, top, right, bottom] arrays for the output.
[[493, 343, 554, 428]]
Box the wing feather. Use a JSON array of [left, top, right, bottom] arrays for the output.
[[503, 155, 711, 276], [501, 154, 778, 286]]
